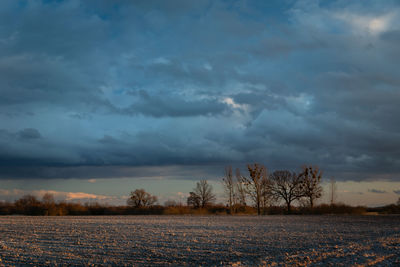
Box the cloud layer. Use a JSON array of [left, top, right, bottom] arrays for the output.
[[0, 188, 121, 204], [1, 0, 400, 181]]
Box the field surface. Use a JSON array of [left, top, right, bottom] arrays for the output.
[[0, 215, 399, 266]]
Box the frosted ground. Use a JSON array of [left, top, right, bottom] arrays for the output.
[[0, 216, 399, 266]]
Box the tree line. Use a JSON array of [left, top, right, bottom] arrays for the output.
[[107, 164, 328, 215], [176, 164, 325, 215], [221, 164, 324, 215], [1, 164, 399, 215]]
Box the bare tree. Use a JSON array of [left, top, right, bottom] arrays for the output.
[[189, 180, 216, 208], [222, 166, 236, 213], [127, 189, 157, 208], [42, 193, 55, 205], [42, 193, 56, 216], [242, 163, 269, 215], [270, 170, 303, 213], [14, 195, 42, 215], [329, 177, 337, 205], [235, 168, 247, 207], [187, 192, 201, 208], [299, 165, 323, 208]]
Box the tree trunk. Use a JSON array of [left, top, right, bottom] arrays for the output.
[[229, 192, 233, 214], [287, 202, 291, 214], [309, 197, 314, 209]]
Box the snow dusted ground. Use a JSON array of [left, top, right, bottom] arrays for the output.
[[0, 215, 399, 266]]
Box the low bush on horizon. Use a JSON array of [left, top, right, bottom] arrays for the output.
[[2, 195, 397, 216]]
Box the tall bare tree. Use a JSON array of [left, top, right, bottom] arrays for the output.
[[270, 170, 303, 213], [222, 166, 236, 213], [260, 176, 272, 213], [299, 165, 323, 208], [127, 189, 157, 208], [190, 180, 216, 208], [235, 168, 247, 207], [242, 163, 269, 215]]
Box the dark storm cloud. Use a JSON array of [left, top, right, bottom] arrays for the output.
[[0, 165, 222, 180], [17, 128, 41, 140], [0, 0, 400, 181], [123, 90, 230, 117]]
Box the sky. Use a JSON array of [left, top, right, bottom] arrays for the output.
[[0, 0, 400, 207]]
